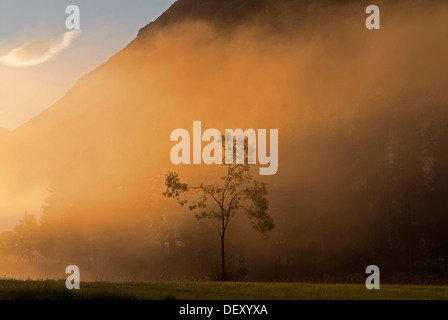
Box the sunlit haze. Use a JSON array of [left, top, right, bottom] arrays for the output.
[[0, 0, 447, 286]]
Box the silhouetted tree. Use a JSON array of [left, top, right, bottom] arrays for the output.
[[163, 162, 274, 281]]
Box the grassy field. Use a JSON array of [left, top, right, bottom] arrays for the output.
[[0, 280, 447, 300]]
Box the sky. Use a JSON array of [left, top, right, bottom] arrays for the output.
[[0, 0, 176, 130]]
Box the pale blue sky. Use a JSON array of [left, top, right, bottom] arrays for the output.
[[0, 0, 175, 40], [0, 0, 176, 130]]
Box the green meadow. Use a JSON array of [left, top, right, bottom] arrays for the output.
[[0, 280, 447, 300]]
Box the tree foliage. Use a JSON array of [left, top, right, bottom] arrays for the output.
[[164, 164, 273, 237]]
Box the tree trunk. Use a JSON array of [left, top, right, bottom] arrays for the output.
[[221, 233, 226, 281]]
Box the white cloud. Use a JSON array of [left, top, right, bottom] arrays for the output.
[[0, 30, 81, 67]]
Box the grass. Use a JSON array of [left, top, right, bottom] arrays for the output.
[[0, 280, 447, 300]]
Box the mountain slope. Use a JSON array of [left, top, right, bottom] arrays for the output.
[[1, 0, 447, 223], [1, 0, 338, 196]]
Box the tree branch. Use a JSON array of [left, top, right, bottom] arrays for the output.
[[221, 164, 232, 208], [224, 189, 248, 230], [187, 185, 222, 208]]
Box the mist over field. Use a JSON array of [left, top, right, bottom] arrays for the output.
[[0, 0, 447, 282]]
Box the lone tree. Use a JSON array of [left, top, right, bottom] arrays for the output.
[[163, 161, 274, 281]]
